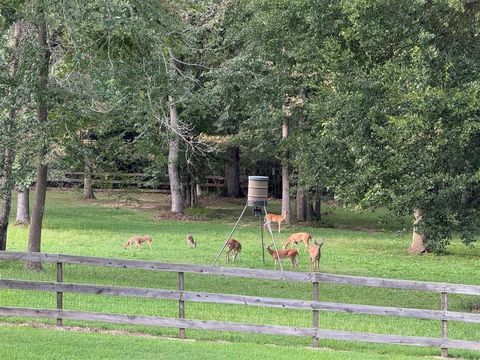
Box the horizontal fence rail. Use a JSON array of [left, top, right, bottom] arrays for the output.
[[1, 279, 480, 324], [1, 251, 479, 356], [44, 172, 246, 192], [0, 252, 314, 282], [314, 273, 480, 296], [0, 307, 478, 352]]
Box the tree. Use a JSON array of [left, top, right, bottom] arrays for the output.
[[303, 0, 480, 253], [168, 95, 183, 213], [0, 20, 25, 250], [27, 7, 50, 270], [15, 186, 30, 225], [221, 146, 243, 198]]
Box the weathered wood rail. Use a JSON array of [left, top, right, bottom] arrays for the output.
[[0, 252, 479, 356]]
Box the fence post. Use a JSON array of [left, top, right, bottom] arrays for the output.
[[312, 281, 319, 348], [441, 291, 448, 358], [56, 262, 63, 327], [178, 272, 185, 339]]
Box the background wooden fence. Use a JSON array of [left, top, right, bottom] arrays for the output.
[[0, 251, 479, 357], [45, 172, 249, 193]]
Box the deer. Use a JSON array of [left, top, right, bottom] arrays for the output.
[[226, 238, 242, 263], [282, 232, 312, 253], [123, 235, 153, 249], [266, 245, 298, 270], [308, 239, 325, 272], [263, 211, 288, 233], [186, 233, 197, 248]]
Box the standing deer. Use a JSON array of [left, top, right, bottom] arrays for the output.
[[186, 234, 197, 248], [282, 232, 311, 252], [266, 245, 298, 270], [226, 238, 242, 263], [308, 239, 325, 272], [264, 211, 288, 233]]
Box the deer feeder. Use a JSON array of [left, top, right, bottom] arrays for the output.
[[213, 175, 283, 270], [247, 176, 268, 207]]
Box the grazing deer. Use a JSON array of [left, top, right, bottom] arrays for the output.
[[308, 239, 325, 272], [186, 234, 197, 248], [123, 235, 153, 249], [282, 232, 311, 252], [266, 245, 298, 270], [226, 238, 242, 263], [264, 212, 288, 233]]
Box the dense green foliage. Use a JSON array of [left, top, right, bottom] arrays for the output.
[[2, 1, 480, 252], [199, 0, 480, 252], [304, 0, 480, 252]]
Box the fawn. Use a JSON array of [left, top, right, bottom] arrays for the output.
[[308, 239, 325, 272], [282, 232, 311, 252], [123, 235, 153, 249], [186, 234, 197, 248], [264, 211, 288, 233], [226, 238, 242, 263], [266, 245, 298, 270]]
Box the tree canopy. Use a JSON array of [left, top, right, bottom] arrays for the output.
[[1, 0, 480, 254]]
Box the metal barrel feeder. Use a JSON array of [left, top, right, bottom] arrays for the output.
[[247, 176, 268, 207]]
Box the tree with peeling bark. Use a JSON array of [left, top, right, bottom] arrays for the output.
[[168, 95, 184, 214], [15, 186, 30, 225]]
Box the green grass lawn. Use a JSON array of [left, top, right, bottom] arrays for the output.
[[1, 324, 428, 360], [1, 190, 479, 359]]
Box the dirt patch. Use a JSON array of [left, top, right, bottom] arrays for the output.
[[87, 191, 206, 221], [1, 321, 193, 341], [336, 224, 382, 233], [468, 302, 480, 313]]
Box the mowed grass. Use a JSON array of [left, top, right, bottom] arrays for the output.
[[1, 190, 479, 359], [1, 325, 426, 360]]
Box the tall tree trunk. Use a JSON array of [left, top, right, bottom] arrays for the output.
[[168, 96, 184, 214], [281, 117, 291, 224], [0, 22, 23, 250], [221, 146, 244, 198], [27, 11, 50, 271], [0, 145, 14, 251], [461, 189, 475, 209], [83, 158, 95, 199], [314, 193, 321, 221], [28, 159, 48, 270], [184, 183, 192, 207], [16, 186, 30, 225], [190, 183, 197, 207], [296, 185, 307, 222], [305, 195, 315, 222], [295, 87, 307, 223], [0, 145, 4, 176], [408, 208, 426, 254]]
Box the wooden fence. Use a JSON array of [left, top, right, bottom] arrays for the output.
[[48, 172, 170, 192], [0, 251, 479, 357], [46, 172, 246, 193]]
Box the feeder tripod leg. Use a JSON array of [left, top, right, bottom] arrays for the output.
[[260, 210, 265, 265], [212, 204, 249, 266], [264, 206, 283, 271]]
